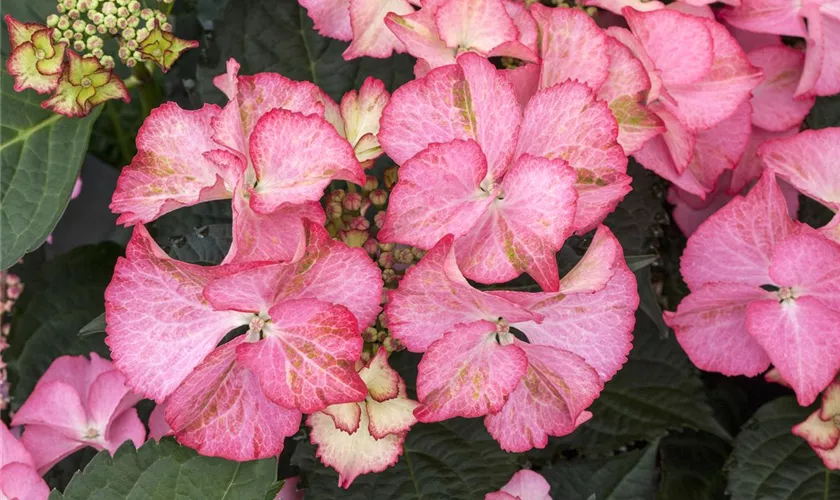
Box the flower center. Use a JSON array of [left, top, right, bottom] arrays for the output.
[[777, 286, 795, 301], [495, 317, 515, 346], [81, 77, 92, 88], [35, 49, 47, 60], [83, 427, 100, 439]]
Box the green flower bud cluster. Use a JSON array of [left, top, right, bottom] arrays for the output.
[[46, 0, 174, 68]]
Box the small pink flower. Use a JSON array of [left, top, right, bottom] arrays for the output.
[[1, 422, 49, 500], [486, 470, 551, 500], [793, 380, 840, 468]]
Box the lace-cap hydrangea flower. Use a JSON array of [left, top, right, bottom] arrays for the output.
[[4, 15, 66, 94], [41, 50, 130, 117], [794, 380, 840, 468], [665, 171, 840, 406], [386, 225, 638, 451], [1, 422, 49, 500], [486, 470, 551, 500], [10, 353, 145, 474], [307, 348, 419, 488], [378, 52, 630, 290]]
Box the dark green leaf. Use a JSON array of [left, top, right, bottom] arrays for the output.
[[806, 94, 840, 130], [1, 71, 102, 270], [79, 313, 107, 337], [50, 438, 277, 500], [658, 430, 729, 500], [727, 397, 840, 500], [541, 441, 660, 500], [626, 254, 658, 272], [799, 194, 835, 229], [148, 200, 233, 265], [635, 266, 669, 337], [292, 418, 520, 499], [604, 160, 668, 255]]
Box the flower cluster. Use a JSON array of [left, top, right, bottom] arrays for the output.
[[0, 272, 23, 411]]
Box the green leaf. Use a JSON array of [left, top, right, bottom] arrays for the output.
[[5, 243, 121, 405], [196, 0, 415, 103], [658, 430, 730, 500], [604, 160, 668, 256], [50, 438, 277, 500], [626, 254, 658, 272], [79, 313, 107, 337], [635, 266, 669, 337], [1, 70, 102, 270], [806, 94, 840, 130], [541, 441, 660, 500], [148, 200, 233, 265], [727, 397, 840, 500], [292, 418, 520, 499]]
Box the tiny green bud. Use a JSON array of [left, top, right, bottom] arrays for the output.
[[68, 8, 81, 19], [116, 17, 128, 29], [72, 19, 86, 32], [46, 14, 60, 27], [127, 15, 139, 27], [84, 24, 96, 35], [57, 16, 71, 30], [117, 6, 128, 17], [91, 47, 104, 58], [102, 1, 116, 15], [100, 54, 114, 68], [125, 38, 137, 50], [139, 8, 153, 20], [73, 39, 86, 51]]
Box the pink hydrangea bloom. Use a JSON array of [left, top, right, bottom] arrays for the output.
[[387, 225, 638, 451], [1, 422, 49, 500], [378, 53, 630, 290], [307, 348, 419, 488], [793, 380, 840, 468], [10, 353, 145, 474], [486, 470, 552, 500], [665, 171, 840, 406]]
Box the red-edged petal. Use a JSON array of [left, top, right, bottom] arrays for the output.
[[340, 77, 390, 163], [799, 5, 840, 97], [165, 338, 302, 461], [0, 462, 49, 500], [360, 348, 400, 402], [687, 101, 753, 190], [385, 9, 455, 71], [366, 380, 419, 439], [299, 0, 353, 40], [749, 46, 814, 131], [343, 0, 414, 59], [322, 403, 363, 434], [793, 410, 840, 451]]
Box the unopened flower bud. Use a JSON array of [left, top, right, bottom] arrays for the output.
[[384, 166, 399, 188], [73, 40, 86, 51], [97, 24, 107, 34], [117, 0, 129, 5], [382, 268, 397, 284], [363, 175, 379, 192], [140, 8, 153, 20], [362, 327, 380, 343], [377, 312, 387, 328], [125, 56, 137, 67], [127, 15, 139, 28], [72, 19, 86, 32], [122, 27, 135, 39], [378, 251, 394, 269], [327, 201, 343, 220], [47, 14, 60, 27], [359, 198, 371, 216], [92, 47, 104, 59], [89, 11, 104, 24], [349, 216, 370, 231], [369, 189, 387, 207], [63, 29, 74, 39], [342, 192, 362, 211], [374, 211, 386, 229], [341, 229, 369, 248], [125, 38, 137, 50], [57, 16, 71, 30], [103, 14, 116, 27], [117, 17, 128, 29], [383, 336, 403, 352], [411, 247, 427, 260], [84, 24, 96, 35], [117, 6, 129, 17], [135, 26, 148, 41], [394, 248, 414, 265], [379, 242, 394, 252], [118, 46, 130, 60], [68, 8, 81, 19], [360, 350, 372, 364], [329, 189, 345, 203], [161, 22, 172, 32], [363, 238, 379, 257], [102, 1, 116, 14], [63, 0, 77, 9], [128, 0, 140, 12], [73, 31, 83, 40]]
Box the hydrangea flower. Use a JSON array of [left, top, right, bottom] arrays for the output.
[[387, 225, 638, 451], [0, 422, 49, 500], [42, 50, 130, 117], [307, 348, 419, 487], [665, 171, 840, 406], [136, 23, 199, 73], [4, 15, 66, 94], [10, 353, 145, 474], [486, 470, 551, 500], [793, 380, 840, 468], [378, 52, 630, 290]]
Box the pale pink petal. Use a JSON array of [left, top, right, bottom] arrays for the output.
[[728, 24, 783, 52], [531, 4, 610, 91], [0, 463, 49, 500], [807, 6, 840, 97], [18, 425, 84, 474], [103, 408, 145, 452], [746, 296, 840, 406], [236, 299, 366, 413], [415, 321, 527, 421], [793, 410, 840, 450], [299, 0, 353, 40], [344, 0, 414, 59], [749, 46, 814, 131], [385, 235, 541, 352], [379, 52, 521, 179], [516, 82, 631, 233], [486, 470, 552, 500], [377, 140, 495, 249], [105, 225, 250, 402], [505, 0, 538, 52], [456, 154, 578, 291], [308, 402, 405, 489], [12, 381, 88, 438], [606, 25, 664, 101], [758, 128, 840, 211], [764, 366, 791, 387], [485, 343, 601, 452], [110, 103, 236, 226], [584, 0, 664, 16], [768, 228, 840, 311], [502, 64, 539, 108], [322, 403, 362, 434], [686, 101, 753, 190], [434, 0, 517, 54], [633, 113, 709, 198], [664, 282, 773, 376], [86, 370, 141, 439], [165, 338, 302, 461], [558, 222, 624, 294], [366, 380, 419, 438], [820, 381, 840, 420], [666, 2, 716, 16], [340, 77, 390, 163], [729, 125, 798, 194], [385, 9, 456, 70], [1, 422, 34, 468], [148, 402, 173, 441], [359, 348, 400, 402], [681, 171, 796, 289], [811, 442, 840, 469], [822, 213, 840, 245], [720, 0, 806, 36]]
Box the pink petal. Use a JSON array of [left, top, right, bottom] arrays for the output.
[[434, 0, 517, 55], [666, 2, 716, 16], [801, 5, 840, 97], [793, 410, 840, 451], [749, 46, 814, 131], [24, 353, 112, 413], [494, 225, 639, 382], [307, 403, 405, 489], [86, 370, 142, 439], [606, 26, 664, 101], [584, 0, 664, 15], [681, 171, 796, 289], [276, 477, 304, 500], [505, 1, 538, 53], [486, 470, 552, 500], [727, 25, 783, 52], [343, 0, 414, 59], [379, 52, 521, 180], [414, 321, 528, 421], [758, 128, 840, 211], [103, 408, 145, 453], [385, 234, 541, 352], [485, 343, 602, 452], [502, 64, 540, 108], [340, 77, 390, 163], [768, 228, 840, 311], [729, 125, 798, 194], [515, 81, 631, 233], [820, 381, 840, 420], [105, 225, 250, 401], [248, 108, 363, 213], [746, 296, 840, 406], [559, 223, 625, 294], [299, 0, 352, 40], [688, 101, 753, 190], [385, 9, 456, 71], [110, 103, 236, 226], [664, 282, 773, 376], [377, 139, 495, 249], [365, 380, 419, 438], [148, 402, 173, 441], [18, 425, 84, 474], [322, 403, 362, 434], [0, 463, 49, 500], [12, 381, 88, 439], [456, 154, 579, 291], [531, 4, 610, 92], [720, 0, 806, 37], [822, 213, 840, 245], [236, 299, 366, 413], [165, 338, 302, 461], [1, 422, 35, 469], [359, 347, 400, 402]]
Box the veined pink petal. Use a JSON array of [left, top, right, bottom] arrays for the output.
[[516, 81, 630, 233], [746, 296, 840, 406], [359, 347, 401, 402], [236, 299, 366, 413], [606, 26, 665, 101], [165, 338, 302, 461], [505, 0, 538, 52], [758, 128, 840, 211], [768, 228, 840, 311], [105, 225, 251, 401], [822, 213, 840, 245], [87, 370, 143, 443], [379, 52, 521, 180], [385, 9, 456, 70], [687, 101, 753, 191], [664, 282, 773, 376], [681, 171, 796, 289], [308, 402, 405, 489], [322, 403, 363, 434], [434, 0, 517, 54], [344, 0, 414, 59], [485, 342, 602, 452], [456, 154, 579, 291], [793, 410, 840, 451], [248, 108, 364, 213], [748, 46, 814, 131], [414, 321, 528, 421], [299, 0, 352, 40], [720, 0, 806, 36], [365, 379, 419, 438], [502, 64, 539, 108], [110, 103, 237, 226], [340, 77, 390, 163], [385, 234, 542, 352], [558, 223, 624, 294], [799, 5, 840, 97], [486, 470, 552, 500], [377, 140, 495, 249], [531, 4, 610, 92], [729, 125, 798, 194], [633, 118, 708, 198], [494, 225, 638, 382], [0, 462, 49, 500]]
